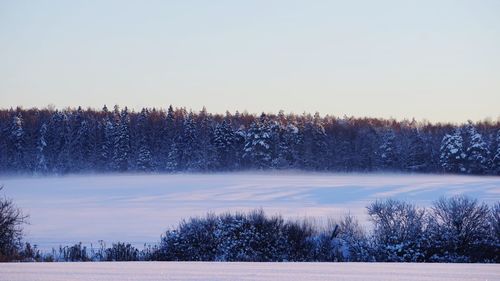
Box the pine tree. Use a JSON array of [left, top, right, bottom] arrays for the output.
[[9, 113, 25, 170], [70, 108, 93, 172], [464, 124, 490, 174], [405, 129, 428, 172], [113, 108, 131, 172], [0, 120, 9, 171], [164, 107, 185, 172], [301, 113, 327, 170], [175, 112, 202, 171], [35, 123, 48, 174], [136, 109, 153, 171], [439, 129, 466, 173], [378, 129, 398, 170], [213, 120, 236, 170], [353, 127, 377, 172], [233, 127, 247, 169], [165, 141, 180, 172], [197, 107, 216, 171], [55, 112, 72, 173], [275, 123, 301, 169], [492, 130, 500, 175], [268, 120, 282, 169], [243, 114, 272, 169], [101, 116, 115, 171]]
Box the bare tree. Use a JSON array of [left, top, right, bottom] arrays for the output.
[[491, 202, 500, 242], [428, 196, 491, 262], [0, 186, 28, 262]]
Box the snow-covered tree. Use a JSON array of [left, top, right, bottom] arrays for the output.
[[9, 113, 25, 170], [275, 123, 301, 169], [367, 199, 427, 262], [243, 114, 272, 169], [377, 129, 399, 170], [176, 112, 202, 171], [165, 142, 180, 172], [196, 107, 216, 170], [336, 215, 371, 262], [492, 130, 500, 175], [213, 120, 237, 170], [352, 126, 377, 172], [300, 113, 327, 170], [157, 105, 176, 171], [34, 123, 48, 174], [101, 116, 115, 171], [439, 129, 467, 173], [69, 109, 93, 172], [112, 108, 131, 171], [54, 112, 71, 173], [464, 124, 490, 174], [427, 196, 491, 262], [405, 129, 428, 172], [136, 109, 153, 171]]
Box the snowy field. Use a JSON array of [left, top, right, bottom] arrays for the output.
[[0, 173, 499, 250], [1, 262, 499, 281]]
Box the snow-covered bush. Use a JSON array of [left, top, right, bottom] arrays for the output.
[[104, 242, 140, 261], [8, 198, 500, 263], [367, 199, 427, 262], [427, 196, 491, 262], [158, 210, 289, 262], [336, 215, 372, 262], [282, 219, 316, 261]]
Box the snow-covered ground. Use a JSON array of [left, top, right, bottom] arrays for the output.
[[0, 173, 499, 250], [1, 262, 499, 281]]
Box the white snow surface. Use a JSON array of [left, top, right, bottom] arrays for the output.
[[0, 172, 499, 250], [0, 262, 499, 281]]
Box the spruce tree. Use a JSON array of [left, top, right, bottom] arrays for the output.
[[9, 113, 25, 170], [35, 123, 48, 174], [275, 124, 301, 169], [439, 129, 466, 173], [197, 107, 216, 171], [464, 124, 490, 174], [213, 120, 236, 170], [113, 108, 131, 172], [101, 117, 115, 171], [179, 112, 202, 171], [243, 114, 272, 169], [405, 129, 428, 172], [136, 109, 153, 171], [378, 129, 398, 170], [301, 113, 327, 170], [492, 130, 500, 175]]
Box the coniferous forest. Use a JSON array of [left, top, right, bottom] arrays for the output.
[[1, 105, 499, 175]]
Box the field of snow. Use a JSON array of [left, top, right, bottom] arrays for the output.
[[0, 173, 499, 250], [1, 262, 499, 281]]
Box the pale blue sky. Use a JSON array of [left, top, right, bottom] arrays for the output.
[[1, 0, 499, 122]]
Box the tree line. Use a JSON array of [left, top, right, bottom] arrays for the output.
[[1, 105, 500, 174]]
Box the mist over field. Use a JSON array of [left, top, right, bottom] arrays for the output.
[[1, 172, 498, 250]]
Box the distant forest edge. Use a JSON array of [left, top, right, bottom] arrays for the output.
[[1, 105, 499, 174]]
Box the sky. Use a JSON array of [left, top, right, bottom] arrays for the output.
[[0, 0, 499, 123]]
